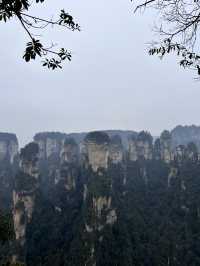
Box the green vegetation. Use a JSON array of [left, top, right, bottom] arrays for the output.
[[64, 139, 77, 147], [15, 171, 37, 192], [11, 156, 200, 265], [3, 134, 200, 265], [160, 130, 171, 140], [0, 212, 14, 243], [20, 142, 39, 162], [110, 135, 122, 146], [85, 132, 110, 145], [137, 131, 153, 143], [0, 0, 80, 69]]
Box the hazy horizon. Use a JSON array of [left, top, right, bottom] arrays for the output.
[[1, 0, 200, 147], [2, 124, 200, 148]]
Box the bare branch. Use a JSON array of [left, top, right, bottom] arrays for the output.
[[134, 0, 200, 76]]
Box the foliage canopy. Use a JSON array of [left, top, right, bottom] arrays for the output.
[[0, 0, 80, 69]]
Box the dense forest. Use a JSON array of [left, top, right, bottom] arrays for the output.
[[1, 127, 200, 266]]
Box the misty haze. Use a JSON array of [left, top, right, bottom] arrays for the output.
[[1, 0, 200, 265]]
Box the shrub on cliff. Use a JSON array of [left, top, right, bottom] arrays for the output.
[[20, 142, 39, 162]]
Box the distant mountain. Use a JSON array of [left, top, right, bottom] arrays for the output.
[[171, 125, 200, 150], [34, 130, 137, 149]]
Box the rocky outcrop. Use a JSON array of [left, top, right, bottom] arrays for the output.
[[34, 132, 67, 159], [59, 130, 137, 150], [173, 142, 198, 163], [106, 130, 137, 150], [60, 137, 79, 164], [13, 142, 39, 251], [174, 145, 187, 162], [6, 128, 200, 266], [58, 137, 79, 191], [81, 137, 118, 266], [106, 209, 117, 225], [82, 180, 117, 266], [128, 131, 153, 161], [13, 193, 35, 244], [128, 135, 138, 161], [85, 195, 117, 233], [84, 132, 110, 172], [0, 133, 18, 164], [160, 130, 172, 163], [153, 138, 161, 160], [109, 135, 123, 164], [187, 142, 198, 161], [93, 196, 111, 219], [0, 134, 18, 211], [171, 125, 200, 150], [154, 132, 198, 163], [168, 167, 178, 187]]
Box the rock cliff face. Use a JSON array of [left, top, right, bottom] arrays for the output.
[[171, 125, 200, 150], [187, 142, 198, 160], [85, 195, 117, 233], [174, 145, 187, 162], [58, 138, 79, 191], [13, 142, 39, 256], [84, 132, 110, 172], [70, 132, 118, 266], [153, 138, 161, 160], [60, 137, 79, 164], [34, 132, 67, 159], [160, 130, 172, 163], [0, 133, 18, 210], [154, 131, 196, 164], [128, 131, 153, 161], [128, 135, 138, 161], [56, 130, 137, 150], [0, 133, 18, 164], [173, 142, 198, 163], [82, 172, 117, 266], [109, 135, 123, 164], [3, 128, 200, 266]]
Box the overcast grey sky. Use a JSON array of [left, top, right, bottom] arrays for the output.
[[0, 0, 200, 146]]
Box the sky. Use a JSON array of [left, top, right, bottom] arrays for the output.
[[0, 0, 200, 147]]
